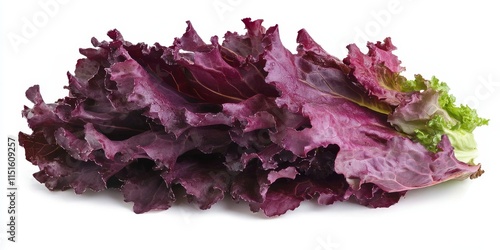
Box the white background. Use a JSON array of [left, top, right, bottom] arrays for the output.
[[1, 1, 499, 249]]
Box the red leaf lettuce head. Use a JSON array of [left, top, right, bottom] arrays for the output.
[[19, 19, 486, 217]]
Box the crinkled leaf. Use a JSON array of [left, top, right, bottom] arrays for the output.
[[263, 25, 481, 194], [390, 76, 488, 163], [162, 153, 230, 210], [121, 160, 175, 213], [19, 19, 486, 217]]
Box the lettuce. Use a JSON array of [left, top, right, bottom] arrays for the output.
[[19, 19, 487, 216], [397, 76, 488, 164], [344, 38, 488, 164]]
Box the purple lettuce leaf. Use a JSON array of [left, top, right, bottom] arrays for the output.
[[171, 19, 278, 104], [262, 24, 480, 195], [343, 38, 408, 106], [120, 160, 175, 213], [162, 153, 230, 210], [347, 183, 405, 208]]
